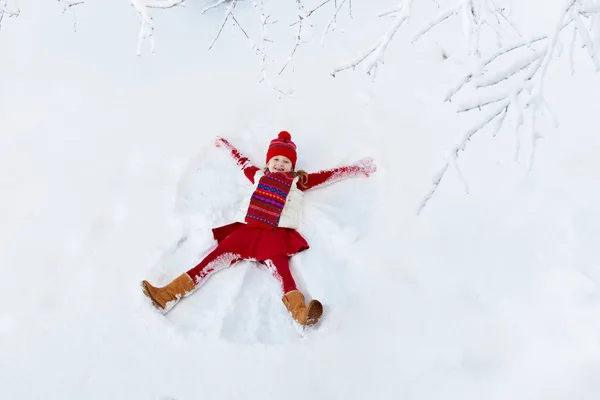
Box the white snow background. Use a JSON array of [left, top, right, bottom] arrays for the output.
[[1, 0, 600, 399]]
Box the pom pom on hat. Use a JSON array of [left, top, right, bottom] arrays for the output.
[[266, 131, 298, 168], [278, 131, 292, 141]]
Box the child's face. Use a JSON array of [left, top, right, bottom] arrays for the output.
[[267, 155, 293, 173]]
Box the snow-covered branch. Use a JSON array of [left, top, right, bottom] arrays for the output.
[[58, 0, 84, 12], [331, 0, 414, 78], [278, 0, 307, 75], [205, 0, 237, 51], [145, 0, 185, 8], [57, 0, 85, 31], [130, 0, 185, 55], [419, 0, 600, 213], [332, 0, 517, 78], [321, 0, 349, 45], [257, 0, 290, 95], [0, 0, 20, 33], [281, 0, 352, 75]]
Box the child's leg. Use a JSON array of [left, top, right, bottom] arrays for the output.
[[264, 256, 323, 327], [186, 247, 241, 288], [263, 256, 298, 294], [142, 246, 241, 312]]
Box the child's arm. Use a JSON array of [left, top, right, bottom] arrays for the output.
[[299, 157, 376, 191], [215, 137, 260, 183]]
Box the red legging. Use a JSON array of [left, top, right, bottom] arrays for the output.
[[185, 246, 298, 294]]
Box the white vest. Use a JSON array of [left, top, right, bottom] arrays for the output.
[[236, 169, 304, 229]]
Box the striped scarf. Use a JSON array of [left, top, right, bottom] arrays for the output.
[[245, 171, 294, 228]]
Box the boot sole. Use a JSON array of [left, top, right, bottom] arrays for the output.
[[305, 300, 323, 326], [141, 281, 166, 311]]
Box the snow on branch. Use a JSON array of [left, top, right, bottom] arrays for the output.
[[411, 0, 525, 57], [257, 0, 290, 95], [58, 0, 84, 11], [280, 0, 354, 76], [278, 0, 310, 75], [331, 0, 414, 78], [419, 0, 600, 214], [332, 0, 517, 78], [203, 0, 229, 14], [57, 0, 85, 31], [204, 0, 237, 51], [0, 0, 20, 34], [130, 0, 185, 55], [321, 0, 349, 46]]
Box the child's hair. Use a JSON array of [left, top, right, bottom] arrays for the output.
[[294, 170, 309, 188]]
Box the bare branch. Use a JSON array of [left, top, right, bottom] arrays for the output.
[[203, 0, 229, 14], [258, 0, 292, 96], [130, 0, 185, 55], [279, 0, 307, 75], [307, 0, 334, 19], [321, 0, 348, 45], [231, 13, 264, 57], [58, 0, 84, 12], [57, 1, 84, 32], [207, 0, 237, 51], [0, 0, 20, 34]]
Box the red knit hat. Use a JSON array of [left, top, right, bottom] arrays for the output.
[[266, 131, 297, 168]]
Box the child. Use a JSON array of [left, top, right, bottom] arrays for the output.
[[142, 131, 376, 326]]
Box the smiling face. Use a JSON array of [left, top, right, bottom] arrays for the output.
[[267, 155, 293, 173]]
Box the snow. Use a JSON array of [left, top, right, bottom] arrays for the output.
[[2, 0, 600, 399]]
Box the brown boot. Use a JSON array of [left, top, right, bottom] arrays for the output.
[[141, 273, 196, 311], [282, 290, 323, 326]]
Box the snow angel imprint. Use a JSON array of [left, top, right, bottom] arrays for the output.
[[141, 131, 376, 327]]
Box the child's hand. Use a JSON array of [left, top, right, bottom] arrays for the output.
[[215, 136, 231, 149], [355, 157, 377, 177]]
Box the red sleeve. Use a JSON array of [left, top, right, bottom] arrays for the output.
[[216, 137, 259, 184], [299, 165, 364, 191], [243, 166, 260, 184]]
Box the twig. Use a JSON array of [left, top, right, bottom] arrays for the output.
[[207, 0, 237, 51], [574, 12, 600, 69], [419, 0, 600, 215], [332, 0, 414, 77], [59, 0, 84, 11], [321, 0, 348, 45], [279, 0, 306, 75], [147, 0, 185, 9], [0, 0, 20, 35], [475, 49, 545, 87], [290, 0, 333, 25], [130, 0, 185, 55], [203, 0, 228, 14], [258, 0, 292, 96], [411, 5, 459, 43], [416, 163, 450, 215]]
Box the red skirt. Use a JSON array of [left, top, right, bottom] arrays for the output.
[[211, 222, 309, 261]]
